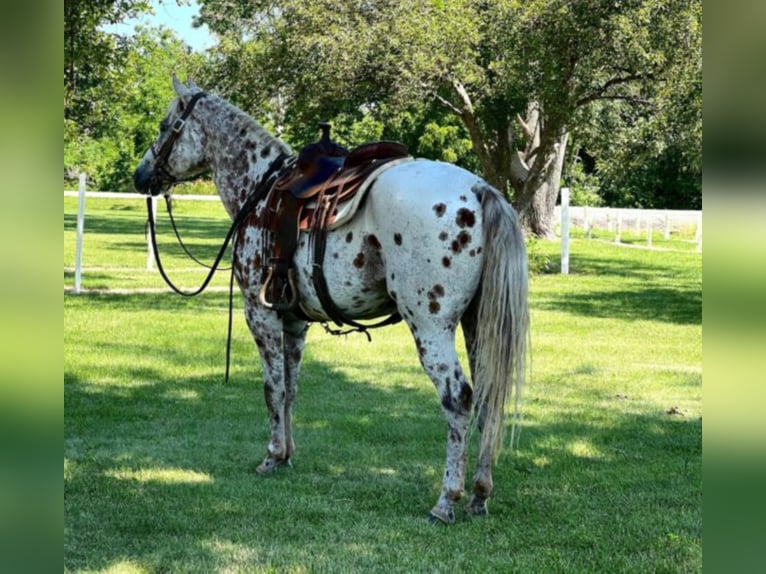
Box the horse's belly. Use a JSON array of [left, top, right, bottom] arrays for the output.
[[292, 219, 395, 321]]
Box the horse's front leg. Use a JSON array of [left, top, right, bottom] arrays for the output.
[[243, 301, 291, 474], [282, 317, 309, 463]]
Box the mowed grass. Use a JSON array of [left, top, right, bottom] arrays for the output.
[[64, 197, 702, 572], [64, 195, 234, 291]]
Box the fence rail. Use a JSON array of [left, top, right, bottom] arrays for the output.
[[64, 184, 701, 291], [553, 205, 702, 241]]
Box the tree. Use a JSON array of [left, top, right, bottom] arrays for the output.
[[65, 0, 151, 133], [196, 0, 700, 236], [65, 1, 201, 189]]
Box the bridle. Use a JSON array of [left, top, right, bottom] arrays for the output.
[[148, 91, 209, 193]]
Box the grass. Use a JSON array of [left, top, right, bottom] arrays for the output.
[[64, 197, 702, 572], [64, 195, 233, 291]]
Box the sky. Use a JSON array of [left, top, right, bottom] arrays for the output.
[[104, 0, 215, 52]]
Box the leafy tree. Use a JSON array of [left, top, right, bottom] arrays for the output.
[[64, 0, 151, 135], [196, 0, 701, 237], [65, 0, 201, 189]]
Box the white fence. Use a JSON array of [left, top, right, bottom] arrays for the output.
[[65, 181, 702, 290], [553, 204, 702, 244], [556, 188, 702, 274], [64, 175, 219, 293]]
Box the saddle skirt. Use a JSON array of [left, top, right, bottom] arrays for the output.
[[298, 156, 414, 231]]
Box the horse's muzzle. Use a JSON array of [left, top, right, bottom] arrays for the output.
[[133, 162, 164, 196]]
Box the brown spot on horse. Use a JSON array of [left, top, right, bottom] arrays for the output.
[[456, 208, 476, 228], [366, 234, 382, 250], [433, 203, 447, 217]]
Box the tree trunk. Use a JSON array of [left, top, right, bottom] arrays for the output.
[[445, 89, 569, 238], [517, 132, 569, 239]]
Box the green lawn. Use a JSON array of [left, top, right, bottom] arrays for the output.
[[64, 196, 702, 572]]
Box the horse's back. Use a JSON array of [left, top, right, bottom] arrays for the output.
[[369, 159, 485, 214]]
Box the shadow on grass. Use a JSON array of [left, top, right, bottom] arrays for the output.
[[65, 353, 701, 568], [65, 210, 234, 265], [538, 252, 702, 325], [64, 211, 231, 238], [537, 285, 702, 325], [64, 353, 443, 572]]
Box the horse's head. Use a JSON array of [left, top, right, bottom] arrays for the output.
[[133, 76, 210, 196]]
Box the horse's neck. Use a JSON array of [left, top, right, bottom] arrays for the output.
[[204, 98, 291, 218]]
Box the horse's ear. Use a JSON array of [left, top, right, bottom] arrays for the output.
[[187, 78, 201, 91], [172, 74, 192, 103]]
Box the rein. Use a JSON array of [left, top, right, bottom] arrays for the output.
[[146, 153, 291, 381], [165, 195, 230, 270]]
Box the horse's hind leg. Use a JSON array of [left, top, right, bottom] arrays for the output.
[[411, 323, 474, 524], [461, 298, 492, 516]]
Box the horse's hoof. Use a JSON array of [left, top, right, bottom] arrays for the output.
[[428, 505, 455, 525], [255, 455, 289, 475], [465, 495, 489, 517]]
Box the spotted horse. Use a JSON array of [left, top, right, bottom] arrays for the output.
[[133, 77, 530, 524]]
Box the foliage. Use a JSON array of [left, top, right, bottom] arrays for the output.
[[566, 159, 603, 207], [65, 0, 203, 190], [571, 1, 703, 209], [63, 0, 702, 218], [64, 0, 152, 133], [194, 0, 702, 236], [525, 236, 553, 275]]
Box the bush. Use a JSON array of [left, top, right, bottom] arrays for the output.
[[567, 161, 602, 207], [526, 236, 552, 275]]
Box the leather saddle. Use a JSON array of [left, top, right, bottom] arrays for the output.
[[259, 123, 408, 313]]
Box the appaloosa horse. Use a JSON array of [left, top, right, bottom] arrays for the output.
[[133, 77, 529, 524]]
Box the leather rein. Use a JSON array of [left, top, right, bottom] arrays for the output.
[[145, 89, 289, 298]]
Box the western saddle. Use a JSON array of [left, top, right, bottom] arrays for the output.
[[258, 123, 409, 320]]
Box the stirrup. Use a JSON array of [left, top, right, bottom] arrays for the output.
[[259, 266, 298, 312]]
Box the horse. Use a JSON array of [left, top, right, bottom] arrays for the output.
[[133, 76, 529, 524]]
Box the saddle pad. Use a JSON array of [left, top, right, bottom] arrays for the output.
[[299, 156, 416, 231]]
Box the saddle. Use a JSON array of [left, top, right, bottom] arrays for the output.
[[259, 123, 409, 314]]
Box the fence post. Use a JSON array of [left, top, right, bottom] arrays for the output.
[[647, 211, 653, 247], [74, 173, 87, 294], [561, 187, 570, 275], [695, 211, 702, 252], [615, 210, 622, 243], [664, 211, 671, 240], [147, 195, 158, 271], [583, 206, 590, 232]]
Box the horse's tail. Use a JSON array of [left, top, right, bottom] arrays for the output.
[[474, 185, 530, 462]]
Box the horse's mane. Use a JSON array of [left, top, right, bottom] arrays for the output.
[[207, 92, 293, 155]]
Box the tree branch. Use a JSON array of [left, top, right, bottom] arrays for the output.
[[429, 90, 463, 116], [576, 73, 652, 107]]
